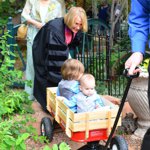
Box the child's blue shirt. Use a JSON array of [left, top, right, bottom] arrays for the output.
[[57, 80, 80, 112]]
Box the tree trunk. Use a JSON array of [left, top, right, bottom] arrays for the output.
[[109, 0, 128, 47]]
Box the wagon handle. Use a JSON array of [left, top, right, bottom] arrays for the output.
[[104, 68, 139, 150], [123, 67, 140, 79]]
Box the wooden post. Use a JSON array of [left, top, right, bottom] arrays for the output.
[[85, 113, 89, 139], [66, 109, 71, 138], [107, 110, 111, 137]]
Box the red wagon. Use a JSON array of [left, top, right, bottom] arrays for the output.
[[40, 67, 139, 150], [41, 87, 128, 150]]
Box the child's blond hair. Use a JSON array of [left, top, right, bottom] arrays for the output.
[[80, 74, 95, 86], [61, 59, 84, 80]]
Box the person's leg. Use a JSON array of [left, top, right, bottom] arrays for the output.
[[25, 41, 35, 100]]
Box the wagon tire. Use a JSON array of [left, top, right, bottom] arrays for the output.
[[40, 117, 53, 142], [110, 135, 128, 150]]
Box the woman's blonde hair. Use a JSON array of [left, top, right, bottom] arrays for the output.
[[64, 6, 88, 32], [61, 59, 84, 80]]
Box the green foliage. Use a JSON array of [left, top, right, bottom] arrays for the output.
[[43, 142, 71, 150], [65, 0, 76, 11], [0, 0, 25, 25], [0, 117, 31, 150], [96, 81, 109, 95], [112, 30, 131, 52], [58, 142, 71, 150], [141, 58, 150, 69], [0, 31, 70, 149], [0, 114, 45, 149], [93, 24, 130, 96], [0, 32, 45, 148], [111, 25, 131, 76], [0, 32, 31, 118]]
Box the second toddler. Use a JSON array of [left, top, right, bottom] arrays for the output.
[[74, 73, 106, 113]]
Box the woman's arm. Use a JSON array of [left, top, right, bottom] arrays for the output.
[[21, 0, 43, 29], [125, 0, 148, 74]]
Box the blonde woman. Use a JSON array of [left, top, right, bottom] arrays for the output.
[[21, 0, 65, 101], [32, 7, 88, 111]]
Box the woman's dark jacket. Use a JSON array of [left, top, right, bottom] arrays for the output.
[[32, 18, 82, 111]]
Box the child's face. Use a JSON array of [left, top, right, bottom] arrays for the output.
[[80, 80, 95, 97]]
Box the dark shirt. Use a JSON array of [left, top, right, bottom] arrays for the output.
[[98, 5, 110, 24]]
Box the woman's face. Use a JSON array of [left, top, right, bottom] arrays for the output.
[[71, 16, 82, 33]]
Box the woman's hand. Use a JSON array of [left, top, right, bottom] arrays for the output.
[[34, 22, 43, 29], [27, 19, 43, 29]]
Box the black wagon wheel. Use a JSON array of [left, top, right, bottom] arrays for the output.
[[110, 136, 128, 150], [40, 117, 54, 142]]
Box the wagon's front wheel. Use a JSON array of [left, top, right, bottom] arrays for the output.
[[40, 117, 54, 142], [110, 136, 128, 150]]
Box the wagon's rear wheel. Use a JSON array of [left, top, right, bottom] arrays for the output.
[[40, 117, 54, 142], [110, 136, 128, 150]]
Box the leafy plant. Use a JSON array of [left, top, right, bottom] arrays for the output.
[[0, 0, 25, 25], [0, 31, 31, 118], [0, 31, 70, 149], [96, 81, 109, 95], [139, 58, 149, 73], [0, 116, 34, 150], [44, 142, 71, 150], [65, 0, 76, 10], [0, 31, 46, 149], [110, 25, 131, 77]]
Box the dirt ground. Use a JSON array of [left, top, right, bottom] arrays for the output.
[[26, 101, 142, 150]]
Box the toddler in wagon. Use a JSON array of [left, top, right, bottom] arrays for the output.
[[74, 73, 108, 113], [57, 58, 85, 112]]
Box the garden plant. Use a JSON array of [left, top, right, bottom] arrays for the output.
[[0, 32, 70, 149]]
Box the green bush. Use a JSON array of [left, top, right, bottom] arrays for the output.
[[0, 0, 25, 25], [0, 31, 31, 118], [0, 32, 39, 149], [0, 118, 30, 150], [0, 31, 70, 149], [44, 142, 71, 150]]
